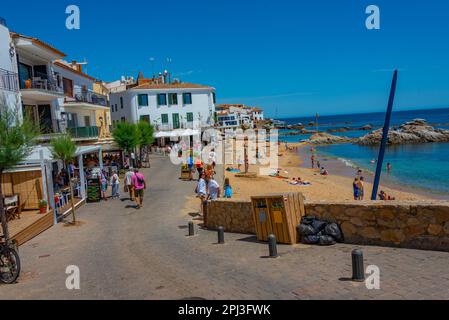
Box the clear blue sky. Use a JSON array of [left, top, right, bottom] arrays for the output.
[[3, 0, 449, 117]]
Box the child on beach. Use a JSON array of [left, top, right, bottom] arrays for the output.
[[353, 178, 360, 200], [357, 177, 365, 200], [224, 178, 233, 198]]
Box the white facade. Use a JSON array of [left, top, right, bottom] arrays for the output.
[[0, 20, 21, 114], [110, 85, 216, 131], [53, 61, 109, 139]]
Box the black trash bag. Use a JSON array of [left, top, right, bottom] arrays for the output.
[[302, 235, 320, 244], [323, 223, 344, 243], [311, 219, 328, 233], [300, 216, 317, 225], [319, 235, 336, 246], [297, 224, 318, 236]]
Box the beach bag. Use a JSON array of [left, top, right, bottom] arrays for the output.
[[323, 223, 344, 243]]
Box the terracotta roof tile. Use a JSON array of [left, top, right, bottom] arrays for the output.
[[132, 82, 214, 90]]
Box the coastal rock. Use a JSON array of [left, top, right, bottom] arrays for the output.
[[307, 132, 353, 145], [357, 119, 449, 145], [359, 124, 373, 131], [327, 127, 351, 133]]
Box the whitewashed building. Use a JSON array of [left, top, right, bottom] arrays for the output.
[[110, 79, 216, 133], [215, 104, 264, 129], [0, 18, 21, 114]]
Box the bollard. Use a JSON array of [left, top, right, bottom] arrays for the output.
[[352, 249, 365, 282], [268, 234, 278, 258], [218, 226, 225, 244], [188, 221, 195, 236]]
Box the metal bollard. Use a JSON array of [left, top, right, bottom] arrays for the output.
[[188, 221, 195, 236], [218, 226, 225, 244], [268, 234, 278, 258], [352, 249, 365, 282]]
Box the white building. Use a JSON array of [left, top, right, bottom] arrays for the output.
[[110, 79, 216, 133], [53, 60, 110, 141], [215, 104, 264, 129], [11, 32, 66, 138], [0, 18, 21, 114]]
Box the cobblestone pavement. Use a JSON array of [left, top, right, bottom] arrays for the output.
[[1, 156, 449, 299]]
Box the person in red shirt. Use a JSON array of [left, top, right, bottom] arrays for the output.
[[131, 168, 146, 209]]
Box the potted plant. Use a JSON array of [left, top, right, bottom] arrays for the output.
[[38, 199, 48, 214]]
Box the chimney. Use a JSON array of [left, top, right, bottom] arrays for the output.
[[71, 60, 82, 73]]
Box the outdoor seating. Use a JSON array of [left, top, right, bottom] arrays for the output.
[[4, 195, 20, 221]]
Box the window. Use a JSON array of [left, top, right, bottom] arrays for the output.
[[172, 113, 180, 129], [161, 114, 169, 124], [63, 77, 74, 97], [140, 115, 150, 123], [84, 116, 91, 127], [121, 117, 126, 122], [186, 112, 194, 122], [115, 104, 118, 112], [168, 93, 178, 105], [212, 92, 216, 104], [157, 94, 167, 106], [120, 97, 124, 109], [183, 93, 192, 105], [138, 94, 148, 107]]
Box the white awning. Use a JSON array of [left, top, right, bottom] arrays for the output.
[[21, 145, 103, 164], [154, 129, 200, 138]]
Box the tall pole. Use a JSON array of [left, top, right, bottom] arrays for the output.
[[371, 70, 398, 200]]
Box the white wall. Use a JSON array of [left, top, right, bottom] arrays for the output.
[[0, 23, 22, 115], [110, 88, 216, 129]]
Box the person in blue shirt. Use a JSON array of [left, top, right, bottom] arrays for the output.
[[224, 178, 233, 199]]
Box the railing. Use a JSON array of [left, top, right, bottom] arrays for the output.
[[21, 70, 63, 94], [0, 17, 6, 27], [67, 126, 99, 139], [68, 88, 108, 107], [155, 120, 213, 131], [0, 68, 19, 92]]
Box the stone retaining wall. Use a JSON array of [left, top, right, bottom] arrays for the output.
[[205, 199, 449, 252], [305, 201, 449, 252], [206, 199, 255, 234]]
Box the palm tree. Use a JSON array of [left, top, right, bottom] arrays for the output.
[[50, 134, 77, 224], [0, 107, 38, 240]]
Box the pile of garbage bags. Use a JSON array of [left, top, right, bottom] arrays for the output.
[[297, 216, 344, 246]]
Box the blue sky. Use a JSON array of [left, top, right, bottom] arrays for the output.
[[3, 0, 449, 117]]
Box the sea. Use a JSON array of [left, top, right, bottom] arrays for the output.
[[278, 107, 449, 197]]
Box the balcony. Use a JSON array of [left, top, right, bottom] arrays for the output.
[[64, 88, 109, 110], [0, 68, 19, 92], [20, 71, 64, 102], [67, 126, 100, 140]]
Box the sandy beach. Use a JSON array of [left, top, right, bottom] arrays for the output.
[[225, 143, 435, 202]]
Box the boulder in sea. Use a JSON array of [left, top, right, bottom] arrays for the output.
[[359, 124, 373, 131], [308, 132, 353, 145], [357, 119, 449, 145], [328, 126, 351, 133]]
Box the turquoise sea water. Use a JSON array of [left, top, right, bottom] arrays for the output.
[[278, 108, 449, 195]]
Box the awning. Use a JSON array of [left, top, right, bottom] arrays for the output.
[[21, 145, 103, 164], [154, 129, 200, 138]]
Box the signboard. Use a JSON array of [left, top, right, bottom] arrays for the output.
[[86, 177, 101, 203]]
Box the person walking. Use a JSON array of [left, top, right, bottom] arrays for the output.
[[110, 170, 120, 199], [132, 168, 146, 209], [100, 170, 108, 201], [206, 174, 221, 200], [353, 177, 359, 201], [195, 172, 207, 216], [124, 169, 135, 201], [195, 159, 204, 180]]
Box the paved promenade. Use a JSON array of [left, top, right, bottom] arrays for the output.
[[1, 155, 449, 299]]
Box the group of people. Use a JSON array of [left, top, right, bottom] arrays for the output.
[[195, 174, 233, 215], [100, 168, 147, 209], [353, 176, 366, 200]]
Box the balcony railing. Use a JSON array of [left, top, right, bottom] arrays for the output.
[[0, 68, 19, 92], [67, 126, 99, 139], [66, 88, 108, 107], [21, 71, 63, 94], [155, 120, 213, 131]]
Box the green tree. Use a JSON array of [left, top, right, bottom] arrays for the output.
[[0, 109, 38, 240], [50, 134, 78, 224], [112, 122, 139, 166], [136, 121, 155, 164]]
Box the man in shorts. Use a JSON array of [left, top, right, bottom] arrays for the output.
[[132, 168, 146, 209]]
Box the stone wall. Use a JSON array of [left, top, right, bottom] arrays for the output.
[[205, 198, 449, 252], [206, 199, 255, 234], [305, 201, 449, 252]]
